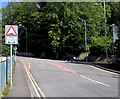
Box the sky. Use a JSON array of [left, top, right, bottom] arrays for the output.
[[0, 1, 8, 20], [2, 2, 8, 8], [0, 0, 23, 9], [0, 1, 9, 9], [0, 0, 40, 20]]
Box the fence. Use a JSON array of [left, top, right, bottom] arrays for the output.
[[0, 56, 15, 94]]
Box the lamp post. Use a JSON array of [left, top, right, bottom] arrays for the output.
[[94, 0, 108, 63], [19, 24, 27, 56], [103, 0, 109, 63], [78, 18, 88, 62]]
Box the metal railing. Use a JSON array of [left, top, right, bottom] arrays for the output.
[[0, 56, 15, 94]]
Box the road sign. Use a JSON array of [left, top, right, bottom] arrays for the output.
[[5, 25, 18, 44], [6, 26, 18, 36], [5, 25, 18, 86], [14, 46, 17, 51]]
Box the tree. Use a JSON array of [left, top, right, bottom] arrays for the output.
[[108, 2, 120, 58], [1, 2, 113, 59], [0, 19, 10, 56]]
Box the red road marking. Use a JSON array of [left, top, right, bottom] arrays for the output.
[[23, 61, 30, 72], [53, 62, 80, 76]]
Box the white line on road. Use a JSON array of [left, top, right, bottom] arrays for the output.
[[81, 75, 110, 87], [53, 62, 110, 87]]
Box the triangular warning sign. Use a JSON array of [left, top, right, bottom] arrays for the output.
[[6, 26, 17, 36]]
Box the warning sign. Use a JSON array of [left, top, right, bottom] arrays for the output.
[[5, 25, 18, 44], [6, 26, 17, 36]]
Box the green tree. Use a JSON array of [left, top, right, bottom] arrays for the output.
[[1, 2, 113, 59], [108, 2, 120, 58]]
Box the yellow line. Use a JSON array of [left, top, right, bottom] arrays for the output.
[[20, 59, 41, 98], [27, 72, 41, 98], [90, 66, 119, 75], [20, 59, 46, 98], [29, 72, 47, 99]]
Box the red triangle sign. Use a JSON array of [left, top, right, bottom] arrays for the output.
[[6, 26, 17, 36]]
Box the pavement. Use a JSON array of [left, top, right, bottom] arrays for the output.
[[2, 59, 31, 98]]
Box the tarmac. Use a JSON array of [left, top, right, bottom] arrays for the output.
[[0, 57, 119, 99], [2, 59, 31, 98]]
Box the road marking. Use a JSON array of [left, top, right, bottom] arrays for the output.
[[53, 62, 80, 76], [90, 66, 119, 75], [20, 59, 46, 98], [53, 62, 110, 87], [81, 75, 110, 87], [24, 61, 30, 71], [20, 59, 41, 98], [27, 72, 41, 97], [28, 70, 46, 98]]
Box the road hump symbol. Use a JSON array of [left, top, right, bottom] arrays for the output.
[[6, 26, 17, 36]]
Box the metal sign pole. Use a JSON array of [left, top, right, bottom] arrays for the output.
[[15, 50, 16, 63], [14, 46, 17, 63], [10, 44, 12, 86]]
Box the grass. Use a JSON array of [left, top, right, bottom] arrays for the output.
[[3, 79, 10, 95]]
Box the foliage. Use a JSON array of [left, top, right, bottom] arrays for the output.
[[108, 2, 120, 58], [90, 36, 112, 56], [115, 39, 120, 57], [1, 2, 119, 59]]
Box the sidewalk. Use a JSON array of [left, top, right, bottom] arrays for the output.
[[3, 59, 31, 98]]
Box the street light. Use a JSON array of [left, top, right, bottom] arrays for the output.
[[78, 18, 88, 62], [94, 0, 108, 63], [19, 24, 28, 56]]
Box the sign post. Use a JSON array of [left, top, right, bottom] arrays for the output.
[[10, 44, 12, 86], [5, 25, 18, 86], [14, 46, 17, 62]]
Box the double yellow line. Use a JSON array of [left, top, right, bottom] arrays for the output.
[[20, 59, 46, 98]]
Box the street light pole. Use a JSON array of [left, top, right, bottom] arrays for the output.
[[78, 18, 87, 62], [84, 20, 88, 62], [103, 0, 108, 63], [94, 0, 108, 63]]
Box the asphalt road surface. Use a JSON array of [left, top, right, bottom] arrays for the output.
[[19, 57, 119, 97]]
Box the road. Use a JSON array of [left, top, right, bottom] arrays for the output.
[[19, 57, 119, 97]]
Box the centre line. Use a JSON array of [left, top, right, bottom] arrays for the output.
[[53, 62, 110, 87], [81, 75, 110, 87]]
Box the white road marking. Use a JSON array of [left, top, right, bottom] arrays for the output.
[[81, 75, 110, 87], [53, 62, 110, 87]]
